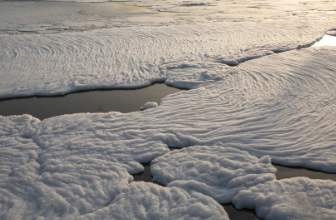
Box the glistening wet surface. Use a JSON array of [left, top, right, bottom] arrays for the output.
[[276, 165, 336, 181], [223, 205, 259, 220], [133, 163, 153, 182], [0, 84, 179, 120]]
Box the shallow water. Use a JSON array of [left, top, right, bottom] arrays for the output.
[[276, 165, 336, 181], [223, 205, 258, 220], [0, 84, 179, 119], [133, 164, 152, 182]]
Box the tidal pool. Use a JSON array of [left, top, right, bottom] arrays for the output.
[[276, 165, 336, 181], [0, 84, 179, 119]]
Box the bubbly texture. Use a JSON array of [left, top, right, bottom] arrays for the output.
[[36, 112, 170, 174], [78, 182, 229, 220], [1, 46, 336, 219], [0, 116, 229, 219], [26, 47, 336, 172], [151, 145, 276, 203], [1, 0, 336, 219], [1, 0, 336, 98], [1, 0, 335, 33], [233, 177, 336, 220], [0, 116, 133, 219], [0, 22, 328, 99]]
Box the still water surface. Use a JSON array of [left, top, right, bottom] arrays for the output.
[[0, 84, 179, 119]]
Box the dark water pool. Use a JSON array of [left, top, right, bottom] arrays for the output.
[[223, 205, 258, 220], [275, 165, 336, 181], [0, 84, 179, 120]]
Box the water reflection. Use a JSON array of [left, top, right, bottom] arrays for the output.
[[0, 84, 179, 119], [276, 165, 336, 181]]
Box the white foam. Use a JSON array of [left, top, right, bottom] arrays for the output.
[[0, 116, 134, 219], [37, 112, 170, 174], [151, 145, 276, 203], [1, 48, 336, 219], [313, 35, 336, 47], [1, 0, 336, 98], [0, 117, 228, 219], [1, 1, 336, 218], [233, 177, 336, 220], [0, 22, 330, 98], [140, 101, 159, 110], [78, 182, 229, 220], [32, 48, 336, 173]]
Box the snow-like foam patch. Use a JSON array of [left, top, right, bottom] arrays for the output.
[[1, 1, 336, 219], [78, 182, 229, 220], [233, 177, 336, 220], [0, 22, 329, 98], [0, 118, 229, 219], [151, 145, 276, 203], [1, 0, 336, 98], [313, 35, 336, 47], [30, 47, 336, 172], [36, 113, 170, 174], [1, 38, 336, 220], [0, 115, 133, 219]]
